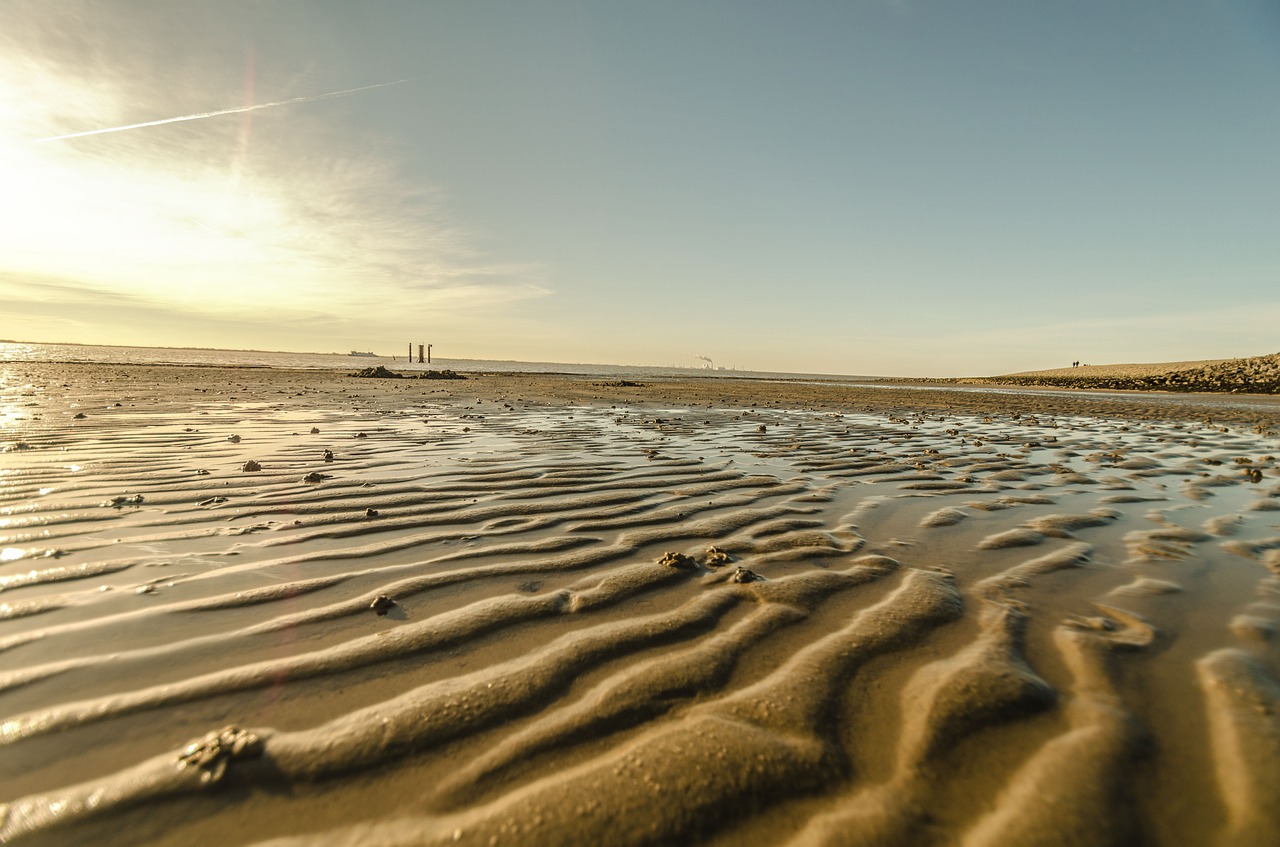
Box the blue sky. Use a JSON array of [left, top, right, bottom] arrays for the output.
[[1, 1, 1276, 375]]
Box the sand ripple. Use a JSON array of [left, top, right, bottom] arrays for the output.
[[0, 364, 1277, 845]]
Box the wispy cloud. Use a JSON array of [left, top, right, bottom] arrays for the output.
[[1, 3, 553, 356], [34, 78, 414, 143]]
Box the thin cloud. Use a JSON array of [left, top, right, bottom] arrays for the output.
[[33, 78, 414, 143]]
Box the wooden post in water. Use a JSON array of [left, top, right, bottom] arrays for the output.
[[408, 343, 412, 362], [418, 344, 424, 363], [427, 344, 432, 364]]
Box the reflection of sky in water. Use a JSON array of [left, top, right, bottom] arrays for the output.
[[0, 404, 22, 429], [0, 345, 40, 363], [0, 390, 24, 429]]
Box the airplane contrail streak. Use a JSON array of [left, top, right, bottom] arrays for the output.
[[34, 78, 414, 143]]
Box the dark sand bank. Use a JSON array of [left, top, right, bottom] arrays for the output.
[[1, 362, 1278, 845]]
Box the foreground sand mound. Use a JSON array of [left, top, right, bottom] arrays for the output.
[[0, 363, 1278, 845]]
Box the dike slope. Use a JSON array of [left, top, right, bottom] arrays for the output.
[[974, 352, 1280, 394]]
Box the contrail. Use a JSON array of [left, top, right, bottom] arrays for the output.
[[34, 78, 414, 143]]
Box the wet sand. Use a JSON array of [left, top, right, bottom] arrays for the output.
[[2, 362, 1279, 846]]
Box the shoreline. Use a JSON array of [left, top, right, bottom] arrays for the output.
[[4, 360, 1279, 423]]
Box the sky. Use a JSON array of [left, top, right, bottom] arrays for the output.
[[1, 1, 1277, 376]]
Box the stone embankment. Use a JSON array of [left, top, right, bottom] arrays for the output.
[[970, 352, 1280, 395]]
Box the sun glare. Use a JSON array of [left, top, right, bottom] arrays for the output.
[[0, 28, 553, 349], [0, 50, 349, 313], [7, 131, 277, 264]]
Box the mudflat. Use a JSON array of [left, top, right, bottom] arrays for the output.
[[1, 362, 1278, 846]]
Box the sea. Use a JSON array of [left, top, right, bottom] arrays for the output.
[[0, 341, 874, 383]]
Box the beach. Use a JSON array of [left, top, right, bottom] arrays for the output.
[[2, 361, 1279, 846]]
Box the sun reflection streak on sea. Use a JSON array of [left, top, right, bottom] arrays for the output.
[[0, 366, 29, 430]]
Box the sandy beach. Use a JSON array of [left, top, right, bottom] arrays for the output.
[[2, 362, 1279, 846]]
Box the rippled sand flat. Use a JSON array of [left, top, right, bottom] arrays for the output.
[[1, 363, 1278, 846]]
